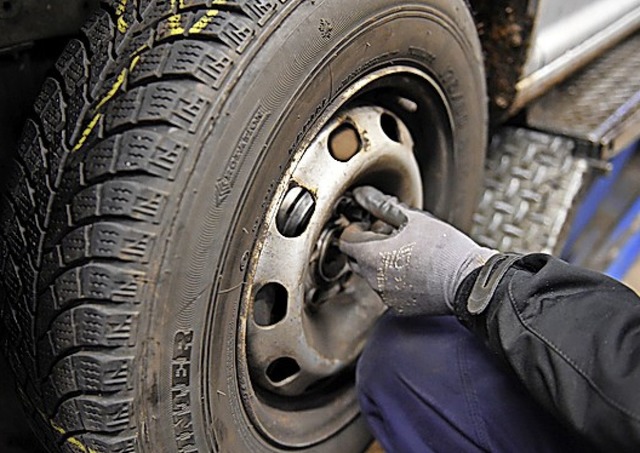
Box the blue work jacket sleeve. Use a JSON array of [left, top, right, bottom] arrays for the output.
[[454, 254, 640, 453]]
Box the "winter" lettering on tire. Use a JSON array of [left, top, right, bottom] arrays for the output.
[[172, 330, 196, 452]]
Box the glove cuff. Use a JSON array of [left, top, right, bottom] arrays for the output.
[[446, 247, 499, 311]]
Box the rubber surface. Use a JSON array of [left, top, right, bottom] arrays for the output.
[[1, 2, 293, 451]]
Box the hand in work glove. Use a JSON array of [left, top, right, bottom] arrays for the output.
[[339, 186, 498, 316]]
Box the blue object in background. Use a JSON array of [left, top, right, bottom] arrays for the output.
[[605, 196, 640, 280], [561, 144, 635, 261], [561, 141, 640, 282]]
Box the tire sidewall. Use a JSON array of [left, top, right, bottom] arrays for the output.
[[139, 0, 487, 451]]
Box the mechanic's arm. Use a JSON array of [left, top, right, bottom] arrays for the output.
[[340, 186, 640, 452], [454, 253, 640, 453]]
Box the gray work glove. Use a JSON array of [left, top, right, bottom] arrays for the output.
[[339, 186, 498, 316]]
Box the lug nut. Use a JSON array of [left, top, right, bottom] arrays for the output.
[[316, 228, 349, 283]]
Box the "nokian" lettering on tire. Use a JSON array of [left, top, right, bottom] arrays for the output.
[[215, 107, 269, 207]]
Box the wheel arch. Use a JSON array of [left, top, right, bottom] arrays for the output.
[[468, 0, 538, 124]]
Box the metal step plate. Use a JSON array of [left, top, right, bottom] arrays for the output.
[[471, 128, 590, 255], [527, 32, 640, 159]]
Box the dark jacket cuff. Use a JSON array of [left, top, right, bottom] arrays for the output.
[[452, 253, 552, 335]]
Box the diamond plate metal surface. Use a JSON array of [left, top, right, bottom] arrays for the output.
[[471, 128, 590, 255], [527, 32, 640, 158]]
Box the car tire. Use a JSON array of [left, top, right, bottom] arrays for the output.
[[0, 0, 487, 451]]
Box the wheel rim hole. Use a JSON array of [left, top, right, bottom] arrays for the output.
[[329, 123, 362, 162], [380, 113, 401, 142], [254, 283, 288, 327], [2, 1, 12, 11], [276, 185, 315, 237], [267, 357, 300, 384]]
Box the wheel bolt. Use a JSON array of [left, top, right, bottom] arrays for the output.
[[316, 227, 348, 284]]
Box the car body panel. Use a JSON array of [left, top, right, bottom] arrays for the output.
[[512, 0, 640, 112], [525, 0, 640, 76]]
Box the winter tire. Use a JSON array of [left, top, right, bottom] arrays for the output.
[[0, 0, 487, 451]]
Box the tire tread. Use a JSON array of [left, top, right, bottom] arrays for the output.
[[1, 0, 289, 449]]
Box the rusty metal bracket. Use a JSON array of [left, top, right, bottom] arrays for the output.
[[469, 0, 537, 124]]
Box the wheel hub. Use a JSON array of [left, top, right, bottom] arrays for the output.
[[246, 106, 423, 398]]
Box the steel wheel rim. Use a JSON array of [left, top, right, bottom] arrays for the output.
[[236, 66, 453, 448]]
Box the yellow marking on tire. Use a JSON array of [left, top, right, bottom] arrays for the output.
[[50, 420, 98, 453], [129, 54, 141, 71], [94, 55, 142, 112], [117, 16, 128, 33], [134, 43, 149, 55], [167, 13, 185, 36], [72, 113, 102, 152], [72, 52, 142, 152], [189, 10, 219, 34], [115, 0, 129, 33], [95, 70, 127, 111]]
